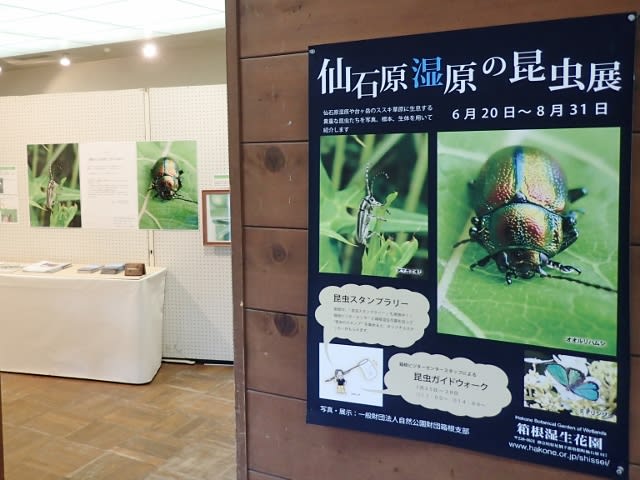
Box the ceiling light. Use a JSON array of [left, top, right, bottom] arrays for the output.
[[142, 42, 157, 59], [60, 54, 71, 67]]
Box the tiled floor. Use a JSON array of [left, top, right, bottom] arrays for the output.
[[1, 363, 236, 480]]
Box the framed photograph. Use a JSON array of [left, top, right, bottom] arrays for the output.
[[202, 189, 231, 245]]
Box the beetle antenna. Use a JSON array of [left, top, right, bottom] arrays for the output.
[[173, 195, 198, 204], [453, 238, 472, 248], [364, 163, 389, 191], [545, 274, 617, 293]]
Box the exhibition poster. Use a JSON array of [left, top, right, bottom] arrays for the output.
[[27, 140, 198, 229], [306, 14, 635, 478]]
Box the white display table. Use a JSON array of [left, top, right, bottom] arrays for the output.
[[0, 265, 166, 384]]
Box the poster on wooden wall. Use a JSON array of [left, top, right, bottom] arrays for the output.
[[26, 140, 198, 229], [307, 13, 635, 478]]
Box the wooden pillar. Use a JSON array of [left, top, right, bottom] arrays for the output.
[[0, 375, 4, 480], [228, 1, 640, 478]]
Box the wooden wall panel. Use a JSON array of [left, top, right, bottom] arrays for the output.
[[243, 227, 307, 314], [248, 472, 281, 480], [632, 247, 640, 355], [226, 4, 248, 476], [242, 143, 308, 229], [231, 1, 640, 479], [240, 55, 307, 143], [239, 0, 639, 57], [245, 309, 306, 399], [246, 390, 603, 480], [631, 357, 640, 464], [0, 376, 3, 480]]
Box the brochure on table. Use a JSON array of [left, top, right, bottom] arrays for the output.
[[23, 260, 71, 273], [307, 13, 634, 479]]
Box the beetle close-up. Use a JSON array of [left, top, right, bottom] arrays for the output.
[[355, 163, 389, 247], [150, 156, 184, 200], [455, 145, 589, 285]]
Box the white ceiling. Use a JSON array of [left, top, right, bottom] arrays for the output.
[[0, 0, 224, 61]]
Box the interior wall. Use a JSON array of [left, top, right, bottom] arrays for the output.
[[0, 86, 233, 362], [0, 29, 230, 475], [0, 33, 226, 96], [228, 1, 640, 479]]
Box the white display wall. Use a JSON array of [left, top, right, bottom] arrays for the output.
[[0, 85, 233, 362]]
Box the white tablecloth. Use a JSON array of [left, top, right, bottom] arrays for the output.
[[0, 266, 166, 384]]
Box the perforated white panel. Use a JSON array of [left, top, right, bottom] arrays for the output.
[[0, 90, 149, 263], [0, 86, 232, 362], [148, 85, 232, 361]]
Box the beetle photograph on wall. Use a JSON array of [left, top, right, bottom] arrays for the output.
[[27, 143, 82, 228], [137, 140, 199, 230], [149, 156, 186, 201], [317, 132, 429, 278], [436, 128, 620, 356]]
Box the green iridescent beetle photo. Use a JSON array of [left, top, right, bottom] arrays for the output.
[[437, 128, 620, 356], [454, 145, 596, 286]]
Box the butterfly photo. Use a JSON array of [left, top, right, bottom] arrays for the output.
[[545, 363, 599, 401], [523, 352, 617, 423]]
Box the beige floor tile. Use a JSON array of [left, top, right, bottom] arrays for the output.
[[155, 440, 234, 480], [22, 410, 90, 437], [1, 363, 236, 479], [66, 420, 137, 450], [4, 462, 63, 480], [67, 452, 156, 480], [103, 403, 172, 431], [16, 437, 103, 477]]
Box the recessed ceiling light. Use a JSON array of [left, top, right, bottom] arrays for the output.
[[142, 42, 158, 59], [60, 55, 71, 67]]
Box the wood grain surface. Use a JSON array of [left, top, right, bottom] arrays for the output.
[[238, 0, 639, 58], [245, 309, 307, 399], [241, 55, 308, 143], [229, 1, 640, 479], [243, 227, 308, 315], [246, 390, 607, 480], [242, 143, 308, 229], [0, 380, 3, 480]]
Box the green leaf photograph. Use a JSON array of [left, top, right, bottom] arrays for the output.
[[437, 128, 620, 355], [319, 133, 428, 278], [27, 143, 81, 228], [137, 141, 199, 230]]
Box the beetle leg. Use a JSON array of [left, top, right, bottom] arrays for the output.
[[504, 270, 515, 285], [469, 253, 494, 270], [560, 213, 580, 250], [547, 260, 581, 275], [568, 187, 587, 203], [468, 217, 485, 241]]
